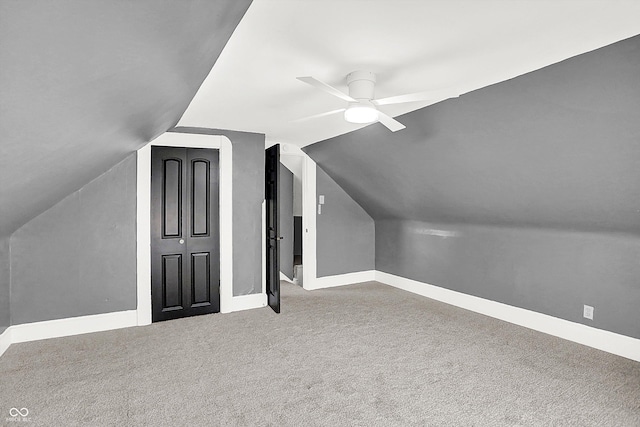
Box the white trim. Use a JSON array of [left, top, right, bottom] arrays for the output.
[[137, 132, 235, 320], [279, 272, 293, 283], [136, 145, 152, 326], [10, 310, 137, 344], [306, 270, 376, 290], [0, 328, 11, 357], [301, 155, 317, 290], [375, 271, 640, 362], [262, 200, 266, 295], [228, 293, 267, 312]]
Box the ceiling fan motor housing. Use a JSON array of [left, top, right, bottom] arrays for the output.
[[346, 70, 376, 100]]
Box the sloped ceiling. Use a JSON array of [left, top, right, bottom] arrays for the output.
[[179, 0, 640, 147], [304, 35, 640, 235], [3, 0, 640, 239], [0, 0, 252, 238]]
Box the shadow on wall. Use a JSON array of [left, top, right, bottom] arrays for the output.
[[316, 165, 375, 277], [376, 219, 640, 339]]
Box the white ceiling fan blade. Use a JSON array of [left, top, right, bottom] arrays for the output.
[[377, 111, 406, 132], [297, 76, 357, 103], [292, 108, 345, 123], [373, 88, 459, 106]]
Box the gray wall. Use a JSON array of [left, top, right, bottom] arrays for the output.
[[8, 126, 267, 326], [376, 220, 640, 339], [304, 35, 640, 339], [316, 166, 375, 277], [0, 237, 10, 334], [279, 164, 294, 279], [172, 127, 265, 295], [0, 0, 252, 238], [10, 154, 137, 325], [304, 35, 640, 235]]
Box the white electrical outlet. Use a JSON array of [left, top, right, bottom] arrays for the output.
[[583, 305, 594, 320]]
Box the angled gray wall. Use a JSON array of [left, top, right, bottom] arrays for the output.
[[304, 35, 640, 235], [304, 35, 640, 339], [316, 166, 375, 277], [279, 164, 294, 280], [9, 126, 268, 326], [0, 238, 9, 334], [0, 0, 253, 238], [377, 220, 640, 339], [172, 127, 265, 295], [10, 154, 137, 325]]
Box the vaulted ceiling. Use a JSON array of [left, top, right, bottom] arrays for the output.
[[0, 0, 252, 237], [304, 34, 640, 234], [179, 0, 640, 147], [2, 0, 640, 238]]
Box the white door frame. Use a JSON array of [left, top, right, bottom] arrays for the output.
[[301, 154, 317, 289], [136, 132, 233, 325], [277, 144, 318, 290]]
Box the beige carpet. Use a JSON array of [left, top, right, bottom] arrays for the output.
[[1, 281, 639, 426]]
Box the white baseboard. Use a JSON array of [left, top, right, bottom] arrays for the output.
[[375, 271, 640, 363], [280, 272, 293, 283], [228, 293, 267, 312], [4, 272, 637, 363], [306, 270, 376, 290], [0, 328, 11, 357], [1, 294, 269, 357], [10, 310, 138, 345]]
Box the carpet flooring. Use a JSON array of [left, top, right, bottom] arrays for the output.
[[1, 281, 639, 426]]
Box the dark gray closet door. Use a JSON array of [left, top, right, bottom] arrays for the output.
[[151, 146, 220, 322]]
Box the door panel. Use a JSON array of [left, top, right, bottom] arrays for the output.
[[191, 252, 210, 306], [191, 159, 209, 236], [265, 144, 281, 313], [162, 254, 183, 310], [163, 158, 182, 238], [152, 146, 220, 322]]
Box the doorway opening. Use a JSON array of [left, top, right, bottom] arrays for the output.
[[279, 145, 305, 287]]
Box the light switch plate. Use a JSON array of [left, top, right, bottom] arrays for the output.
[[319, 195, 325, 204]]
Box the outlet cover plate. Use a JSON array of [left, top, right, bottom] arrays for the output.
[[583, 305, 594, 320]]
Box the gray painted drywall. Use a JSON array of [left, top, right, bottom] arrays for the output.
[[304, 35, 640, 235], [316, 166, 375, 277], [293, 175, 303, 217], [9, 126, 269, 325], [294, 217, 303, 257], [0, 0, 252, 237], [376, 220, 640, 339], [172, 127, 265, 295], [279, 165, 294, 280], [0, 238, 10, 334], [304, 35, 640, 339], [280, 154, 303, 216], [10, 154, 137, 325]]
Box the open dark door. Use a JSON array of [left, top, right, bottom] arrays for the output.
[[265, 144, 281, 313]]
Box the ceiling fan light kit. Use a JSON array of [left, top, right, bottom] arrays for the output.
[[344, 102, 378, 124], [343, 71, 378, 123], [296, 69, 458, 132]]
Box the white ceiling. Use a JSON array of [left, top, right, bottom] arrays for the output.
[[178, 0, 640, 147]]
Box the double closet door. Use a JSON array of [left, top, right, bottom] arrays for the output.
[[151, 146, 220, 322]]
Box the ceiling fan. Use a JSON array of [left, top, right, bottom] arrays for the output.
[[296, 70, 458, 132]]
